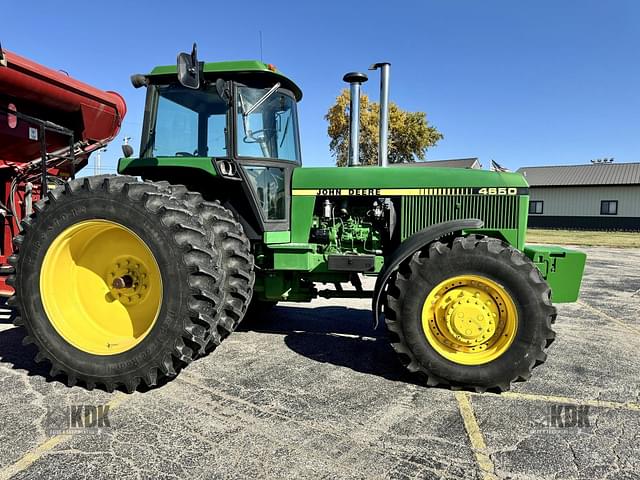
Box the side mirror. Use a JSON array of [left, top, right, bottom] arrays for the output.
[[130, 74, 148, 89], [122, 144, 134, 158], [177, 43, 201, 89]]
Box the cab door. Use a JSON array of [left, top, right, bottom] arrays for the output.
[[233, 83, 301, 233]]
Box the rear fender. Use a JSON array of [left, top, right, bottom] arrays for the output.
[[372, 218, 484, 328], [117, 156, 218, 177]]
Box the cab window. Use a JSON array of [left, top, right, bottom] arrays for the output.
[[244, 166, 286, 220], [152, 84, 228, 157], [236, 86, 300, 163]]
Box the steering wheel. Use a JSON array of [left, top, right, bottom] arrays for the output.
[[243, 128, 276, 144], [175, 151, 196, 157]]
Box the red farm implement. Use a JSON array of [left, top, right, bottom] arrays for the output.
[[0, 46, 126, 295]]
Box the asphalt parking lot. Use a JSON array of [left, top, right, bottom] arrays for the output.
[[0, 246, 638, 480]]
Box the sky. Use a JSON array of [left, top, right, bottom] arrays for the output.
[[4, 0, 639, 172]]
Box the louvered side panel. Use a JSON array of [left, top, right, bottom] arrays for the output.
[[400, 195, 520, 240]]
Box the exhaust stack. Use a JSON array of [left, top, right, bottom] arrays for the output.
[[342, 72, 368, 166], [370, 62, 390, 167]]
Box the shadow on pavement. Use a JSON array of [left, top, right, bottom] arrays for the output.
[[0, 326, 51, 379], [239, 305, 420, 385], [0, 305, 419, 389], [0, 325, 177, 392]]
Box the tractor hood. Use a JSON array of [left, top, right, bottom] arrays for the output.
[[292, 166, 529, 194]]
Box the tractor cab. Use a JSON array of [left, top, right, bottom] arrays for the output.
[[122, 46, 303, 237]]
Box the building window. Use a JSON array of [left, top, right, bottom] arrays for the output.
[[600, 200, 618, 215], [529, 200, 544, 214]]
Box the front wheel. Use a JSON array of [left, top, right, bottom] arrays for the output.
[[385, 235, 556, 392]]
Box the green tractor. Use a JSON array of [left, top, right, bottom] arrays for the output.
[[11, 46, 586, 393]]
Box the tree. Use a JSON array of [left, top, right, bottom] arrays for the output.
[[326, 89, 443, 166]]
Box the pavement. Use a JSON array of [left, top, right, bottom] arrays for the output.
[[0, 246, 638, 480]]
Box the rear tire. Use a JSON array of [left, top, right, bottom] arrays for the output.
[[8, 175, 223, 392], [385, 235, 556, 392], [164, 187, 255, 350]]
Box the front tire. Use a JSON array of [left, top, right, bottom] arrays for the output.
[[9, 175, 223, 392], [385, 235, 556, 392]]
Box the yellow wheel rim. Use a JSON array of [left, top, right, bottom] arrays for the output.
[[421, 275, 518, 365], [40, 220, 162, 355]]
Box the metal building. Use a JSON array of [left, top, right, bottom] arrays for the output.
[[393, 158, 482, 169], [517, 162, 640, 230]]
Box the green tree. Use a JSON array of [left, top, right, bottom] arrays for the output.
[[326, 89, 443, 166]]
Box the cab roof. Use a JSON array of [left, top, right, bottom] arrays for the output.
[[148, 60, 302, 100]]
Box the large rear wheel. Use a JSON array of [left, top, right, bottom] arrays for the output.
[[165, 187, 255, 349], [40, 219, 163, 355], [9, 175, 223, 392], [385, 235, 556, 392]]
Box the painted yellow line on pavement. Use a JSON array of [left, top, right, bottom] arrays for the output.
[[578, 301, 640, 337], [497, 391, 640, 411], [0, 393, 127, 480], [455, 391, 497, 480]]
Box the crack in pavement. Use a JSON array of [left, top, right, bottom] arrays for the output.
[[177, 372, 477, 478], [577, 301, 640, 337], [0, 393, 127, 480]]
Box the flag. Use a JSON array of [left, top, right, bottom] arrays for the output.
[[490, 160, 510, 172]]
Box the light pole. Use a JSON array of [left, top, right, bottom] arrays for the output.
[[95, 147, 107, 175]]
